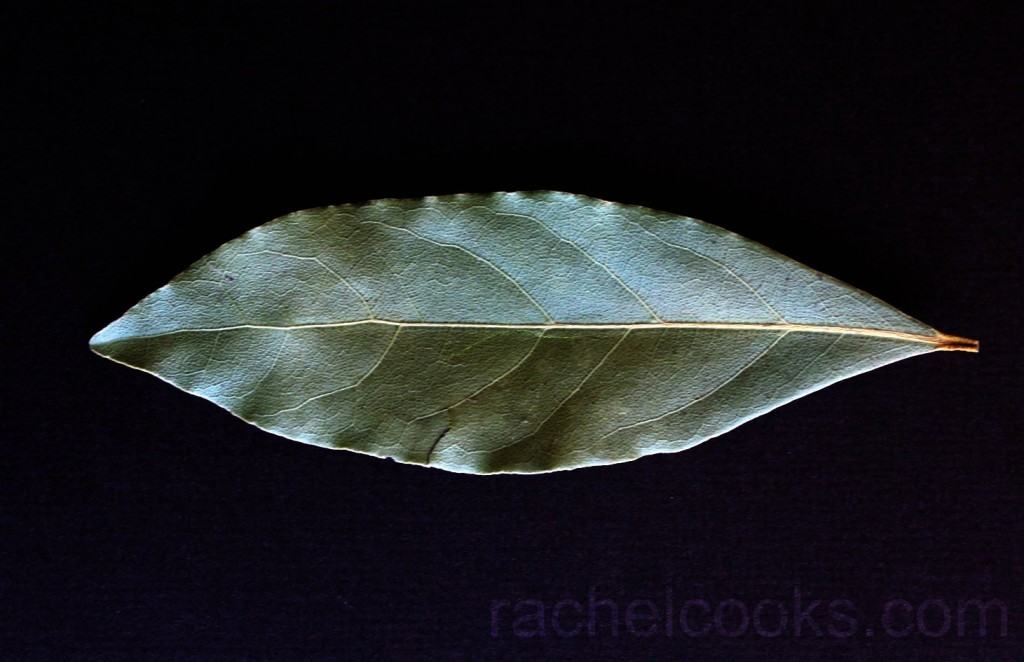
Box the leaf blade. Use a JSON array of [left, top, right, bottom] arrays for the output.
[[90, 191, 976, 473]]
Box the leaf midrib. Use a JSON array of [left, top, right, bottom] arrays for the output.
[[92, 319, 977, 350]]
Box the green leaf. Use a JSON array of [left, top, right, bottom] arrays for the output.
[[90, 192, 977, 474]]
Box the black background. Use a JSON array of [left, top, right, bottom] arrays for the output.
[[4, 3, 1022, 660]]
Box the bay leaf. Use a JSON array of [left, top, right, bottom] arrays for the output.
[[90, 192, 977, 473]]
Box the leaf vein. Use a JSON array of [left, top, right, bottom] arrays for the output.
[[225, 331, 290, 400], [599, 330, 789, 440], [627, 219, 786, 322], [238, 249, 375, 318], [494, 210, 664, 322], [361, 219, 554, 323], [252, 326, 401, 418], [411, 330, 547, 427], [474, 330, 631, 457]]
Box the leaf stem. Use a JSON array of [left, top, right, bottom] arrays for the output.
[[933, 333, 980, 352]]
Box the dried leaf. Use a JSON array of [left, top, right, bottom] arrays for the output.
[[90, 192, 977, 473]]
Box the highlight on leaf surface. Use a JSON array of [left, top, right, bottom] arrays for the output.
[[90, 191, 978, 474]]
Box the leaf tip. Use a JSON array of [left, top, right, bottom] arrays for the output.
[[88, 331, 106, 355], [88, 321, 119, 356]]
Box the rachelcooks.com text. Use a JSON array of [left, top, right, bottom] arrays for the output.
[[489, 586, 1009, 640]]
